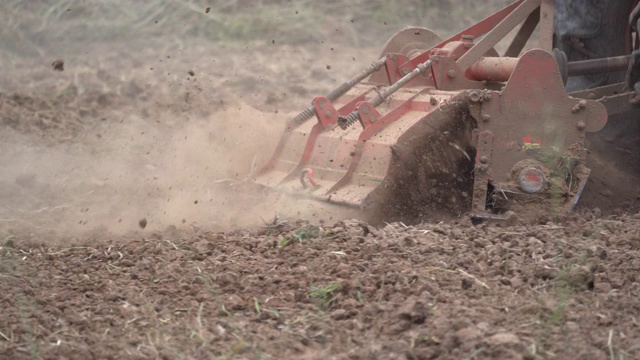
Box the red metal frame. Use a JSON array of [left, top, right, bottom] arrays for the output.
[[278, 90, 374, 184], [407, 0, 527, 69], [326, 88, 431, 194], [254, 0, 635, 221], [467, 49, 608, 214], [257, 130, 292, 175], [261, 0, 543, 178], [384, 53, 411, 85]]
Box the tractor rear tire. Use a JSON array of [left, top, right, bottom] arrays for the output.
[[554, 0, 640, 215], [553, 0, 638, 91]]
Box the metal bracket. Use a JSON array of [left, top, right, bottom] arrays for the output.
[[384, 53, 410, 85], [327, 88, 430, 194], [471, 130, 494, 212], [313, 97, 339, 130], [357, 102, 381, 129]]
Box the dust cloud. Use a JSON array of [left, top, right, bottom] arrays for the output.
[[0, 97, 359, 238]]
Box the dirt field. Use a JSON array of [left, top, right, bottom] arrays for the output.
[[2, 1, 640, 359]]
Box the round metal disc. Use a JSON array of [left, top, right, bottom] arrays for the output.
[[519, 167, 546, 194]]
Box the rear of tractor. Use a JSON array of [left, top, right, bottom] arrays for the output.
[[253, 0, 640, 224]]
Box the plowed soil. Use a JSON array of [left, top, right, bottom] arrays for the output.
[[3, 217, 640, 360], [2, 2, 640, 360]]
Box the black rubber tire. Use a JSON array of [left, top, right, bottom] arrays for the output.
[[555, 0, 640, 215], [553, 0, 637, 91]]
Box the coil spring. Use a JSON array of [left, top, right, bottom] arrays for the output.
[[291, 107, 316, 127], [292, 82, 352, 127], [326, 82, 351, 102], [337, 112, 360, 130]]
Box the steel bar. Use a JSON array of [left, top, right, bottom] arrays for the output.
[[567, 55, 631, 77], [289, 58, 386, 127], [457, 0, 541, 71], [504, 6, 540, 57], [337, 60, 432, 129]]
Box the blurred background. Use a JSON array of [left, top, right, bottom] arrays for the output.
[[0, 1, 511, 55]]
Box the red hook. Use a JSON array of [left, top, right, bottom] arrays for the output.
[[300, 168, 318, 188]]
